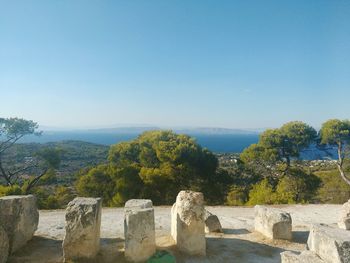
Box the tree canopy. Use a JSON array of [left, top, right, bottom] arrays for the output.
[[240, 121, 317, 173], [319, 119, 350, 185], [0, 117, 60, 193], [77, 130, 219, 205]]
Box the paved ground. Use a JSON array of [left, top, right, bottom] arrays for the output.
[[8, 204, 341, 263]]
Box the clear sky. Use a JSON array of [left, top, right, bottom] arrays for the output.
[[1, 1, 349, 129]]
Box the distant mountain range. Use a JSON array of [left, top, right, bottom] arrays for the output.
[[40, 126, 261, 135]]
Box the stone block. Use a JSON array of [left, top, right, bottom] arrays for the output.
[[307, 224, 350, 263], [338, 200, 350, 230], [124, 199, 156, 262], [62, 197, 102, 262], [171, 190, 206, 256], [0, 195, 39, 253], [254, 205, 292, 240], [0, 225, 9, 263], [204, 209, 222, 233], [125, 199, 153, 209]]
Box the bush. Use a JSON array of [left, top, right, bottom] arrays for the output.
[[76, 165, 115, 206], [54, 186, 76, 207], [247, 179, 276, 205], [30, 185, 75, 209], [315, 170, 350, 203], [0, 185, 22, 197], [275, 169, 320, 204], [77, 130, 219, 206], [226, 186, 247, 206]]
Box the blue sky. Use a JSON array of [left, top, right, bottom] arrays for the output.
[[1, 1, 349, 129]]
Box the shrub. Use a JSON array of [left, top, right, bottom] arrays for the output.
[[275, 169, 320, 204], [76, 165, 115, 206], [77, 130, 219, 206], [0, 185, 22, 197], [54, 186, 76, 207], [247, 179, 276, 205], [226, 186, 247, 206], [29, 185, 75, 209], [315, 170, 350, 203]]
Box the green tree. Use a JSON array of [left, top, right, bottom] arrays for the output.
[[0, 185, 22, 197], [0, 117, 60, 192], [77, 130, 219, 206], [246, 169, 320, 205], [226, 185, 248, 206], [315, 169, 350, 203], [241, 121, 317, 175], [247, 178, 276, 205], [274, 168, 320, 204], [24, 148, 61, 194], [201, 168, 235, 205], [54, 186, 76, 207], [30, 185, 75, 209], [319, 119, 350, 186], [108, 130, 218, 204], [110, 165, 144, 206], [76, 165, 115, 205], [0, 117, 40, 185]]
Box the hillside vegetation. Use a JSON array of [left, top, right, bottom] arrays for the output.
[[1, 118, 350, 209], [2, 140, 109, 183]]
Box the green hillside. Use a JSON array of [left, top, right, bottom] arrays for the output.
[[3, 140, 109, 183]]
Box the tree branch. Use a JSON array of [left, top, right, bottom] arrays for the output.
[[24, 168, 48, 194], [0, 154, 11, 186], [8, 164, 36, 180], [0, 134, 24, 154], [337, 163, 350, 186]]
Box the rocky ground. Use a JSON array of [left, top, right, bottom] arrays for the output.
[[8, 204, 341, 263]]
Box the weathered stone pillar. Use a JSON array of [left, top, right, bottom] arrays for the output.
[[124, 199, 156, 262], [171, 190, 206, 256], [0, 195, 39, 253], [254, 205, 292, 240], [338, 199, 350, 230], [62, 197, 102, 262], [307, 224, 350, 263], [0, 225, 9, 263]]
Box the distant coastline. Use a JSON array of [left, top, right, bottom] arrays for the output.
[[18, 129, 337, 160], [20, 131, 259, 153]]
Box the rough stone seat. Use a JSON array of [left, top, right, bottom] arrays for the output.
[[338, 199, 350, 230], [171, 190, 206, 256], [62, 197, 102, 262], [0, 195, 39, 254], [254, 205, 292, 240], [124, 199, 156, 262], [307, 224, 350, 263], [204, 209, 222, 233]]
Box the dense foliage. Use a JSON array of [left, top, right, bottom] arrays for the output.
[[3, 140, 109, 183], [2, 117, 350, 209], [77, 130, 227, 205], [319, 119, 350, 185], [0, 118, 62, 194], [240, 121, 317, 173]]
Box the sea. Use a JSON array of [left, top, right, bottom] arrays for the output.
[[20, 132, 259, 153], [19, 131, 336, 159]]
